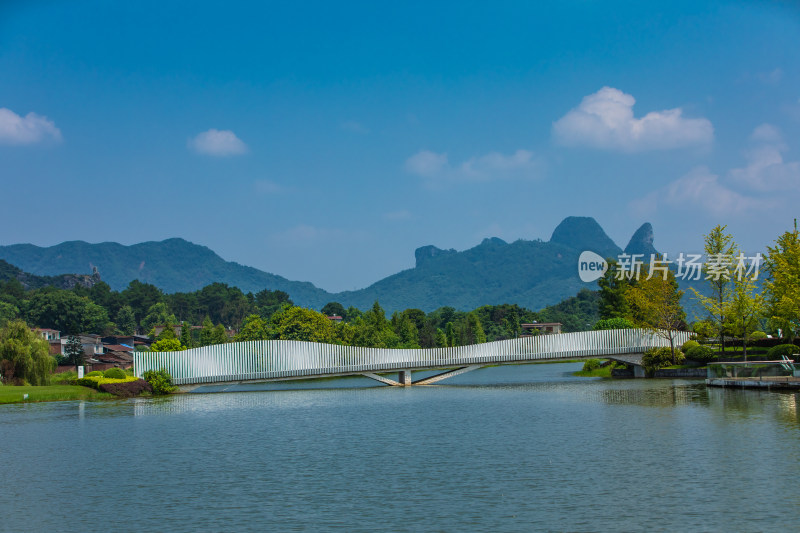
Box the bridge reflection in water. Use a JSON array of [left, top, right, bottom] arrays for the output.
[[133, 328, 689, 388]]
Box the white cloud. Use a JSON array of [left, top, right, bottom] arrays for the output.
[[665, 167, 763, 215], [749, 123, 782, 144], [632, 166, 770, 217], [553, 87, 713, 151], [189, 128, 247, 156], [405, 150, 449, 177], [405, 148, 539, 181], [0, 107, 62, 145], [729, 124, 800, 192]]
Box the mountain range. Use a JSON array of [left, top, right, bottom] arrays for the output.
[[0, 217, 657, 312]]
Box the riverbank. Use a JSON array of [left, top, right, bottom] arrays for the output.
[[0, 385, 115, 404]]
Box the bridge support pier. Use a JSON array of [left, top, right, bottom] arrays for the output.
[[399, 370, 412, 386], [413, 365, 484, 385]]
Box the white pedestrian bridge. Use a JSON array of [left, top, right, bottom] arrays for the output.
[[134, 328, 690, 388]]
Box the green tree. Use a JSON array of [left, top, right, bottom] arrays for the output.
[[0, 319, 55, 385], [120, 280, 163, 324], [692, 225, 738, 350], [392, 311, 420, 348], [64, 335, 85, 367], [25, 290, 109, 334], [180, 322, 194, 348], [115, 305, 137, 335], [254, 289, 293, 320], [150, 338, 185, 352], [763, 222, 800, 339], [198, 317, 215, 346], [445, 322, 456, 347], [270, 306, 336, 343], [141, 302, 177, 333], [352, 302, 399, 348], [198, 317, 228, 346], [727, 272, 764, 360], [155, 324, 177, 341], [627, 269, 686, 364], [235, 314, 270, 341], [343, 306, 362, 322], [0, 301, 19, 328], [458, 312, 486, 345], [321, 302, 346, 317], [211, 324, 229, 345], [434, 328, 447, 348], [598, 259, 632, 320]]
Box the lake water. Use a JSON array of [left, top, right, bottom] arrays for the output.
[[2, 363, 800, 532]]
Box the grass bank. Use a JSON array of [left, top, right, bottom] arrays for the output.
[[0, 385, 114, 404], [573, 366, 613, 378]]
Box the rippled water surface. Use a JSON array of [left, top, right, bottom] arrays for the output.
[[3, 363, 800, 532]]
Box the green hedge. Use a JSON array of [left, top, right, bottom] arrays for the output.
[[76, 375, 140, 390]]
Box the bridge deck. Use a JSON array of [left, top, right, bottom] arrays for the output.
[[134, 328, 687, 387]]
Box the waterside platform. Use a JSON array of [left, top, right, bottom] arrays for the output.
[[706, 376, 800, 390]]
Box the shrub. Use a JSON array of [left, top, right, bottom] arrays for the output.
[[749, 331, 767, 341], [143, 368, 176, 395], [642, 347, 685, 371], [76, 375, 139, 390], [103, 367, 126, 379], [582, 359, 602, 371], [150, 339, 185, 352], [98, 379, 152, 397], [86, 371, 103, 377], [768, 344, 799, 359], [594, 318, 635, 330], [685, 345, 716, 363], [681, 340, 700, 353]]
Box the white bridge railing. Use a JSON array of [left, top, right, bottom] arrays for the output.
[[133, 328, 689, 386]]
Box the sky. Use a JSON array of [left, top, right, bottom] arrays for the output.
[[1, 0, 799, 292]]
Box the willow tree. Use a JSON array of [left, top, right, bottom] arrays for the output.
[[0, 320, 55, 385]]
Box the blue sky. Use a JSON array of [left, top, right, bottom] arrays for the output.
[[1, 1, 799, 292]]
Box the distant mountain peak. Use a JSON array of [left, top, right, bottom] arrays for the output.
[[549, 216, 620, 257], [415, 245, 457, 267], [479, 237, 508, 247], [624, 222, 659, 257]]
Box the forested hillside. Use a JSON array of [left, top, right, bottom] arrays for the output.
[[0, 216, 650, 312]]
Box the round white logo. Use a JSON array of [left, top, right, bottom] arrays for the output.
[[578, 251, 608, 282]]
